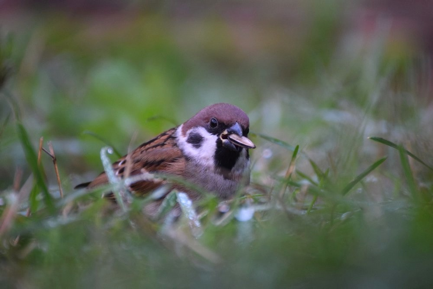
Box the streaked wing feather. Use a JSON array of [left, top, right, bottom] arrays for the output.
[[87, 127, 185, 196]]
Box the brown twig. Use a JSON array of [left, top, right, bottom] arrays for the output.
[[42, 142, 64, 198], [37, 136, 48, 181], [37, 137, 43, 164], [13, 168, 23, 193]]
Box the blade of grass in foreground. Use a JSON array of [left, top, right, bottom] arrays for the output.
[[100, 146, 127, 213], [309, 158, 326, 179], [284, 179, 347, 204], [251, 132, 298, 152], [145, 115, 178, 126], [369, 137, 433, 171], [281, 145, 299, 201], [156, 191, 177, 220], [398, 145, 419, 201], [28, 184, 40, 213], [296, 170, 318, 186], [83, 130, 122, 158], [0, 112, 11, 140], [17, 123, 55, 213], [341, 157, 387, 196], [307, 167, 329, 213], [284, 145, 299, 180]]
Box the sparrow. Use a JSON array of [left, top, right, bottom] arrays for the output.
[[76, 103, 256, 205]]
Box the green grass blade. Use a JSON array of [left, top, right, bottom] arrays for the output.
[[284, 179, 352, 205], [291, 145, 299, 163], [309, 158, 325, 179], [280, 145, 300, 198], [29, 184, 40, 213], [307, 195, 318, 213], [145, 115, 178, 126], [341, 157, 387, 196], [58, 185, 107, 206], [17, 123, 55, 213], [323, 168, 330, 179], [251, 132, 297, 152], [100, 146, 128, 213], [296, 170, 319, 186], [156, 191, 177, 219], [285, 145, 299, 179], [398, 145, 419, 201], [292, 145, 299, 159], [369, 136, 433, 171], [83, 130, 122, 158], [0, 112, 11, 140]]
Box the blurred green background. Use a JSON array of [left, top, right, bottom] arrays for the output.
[[1, 0, 431, 181], [0, 0, 433, 288]]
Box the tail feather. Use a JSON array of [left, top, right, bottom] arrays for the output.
[[74, 182, 91, 189]]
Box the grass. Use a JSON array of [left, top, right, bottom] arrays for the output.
[[1, 3, 433, 288]]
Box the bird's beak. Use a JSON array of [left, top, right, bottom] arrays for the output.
[[220, 122, 256, 151]]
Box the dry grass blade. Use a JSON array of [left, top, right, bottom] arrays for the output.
[[0, 195, 19, 238], [13, 168, 23, 192], [0, 170, 34, 238]]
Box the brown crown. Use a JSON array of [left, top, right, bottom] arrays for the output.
[[181, 103, 250, 136]]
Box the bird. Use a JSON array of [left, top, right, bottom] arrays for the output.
[[75, 103, 256, 210]]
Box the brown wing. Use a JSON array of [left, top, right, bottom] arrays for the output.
[[85, 127, 186, 196]]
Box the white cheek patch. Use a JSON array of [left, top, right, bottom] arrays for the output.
[[176, 125, 217, 169]]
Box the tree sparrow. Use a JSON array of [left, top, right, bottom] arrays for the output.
[[76, 103, 256, 205]]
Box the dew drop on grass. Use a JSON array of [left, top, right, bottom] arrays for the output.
[[177, 192, 202, 238], [262, 148, 273, 159], [235, 206, 255, 222]]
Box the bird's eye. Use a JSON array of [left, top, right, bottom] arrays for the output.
[[210, 117, 218, 128]]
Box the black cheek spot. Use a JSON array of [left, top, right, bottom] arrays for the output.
[[186, 132, 204, 149]]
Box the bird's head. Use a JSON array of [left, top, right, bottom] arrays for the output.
[[179, 103, 255, 171]]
